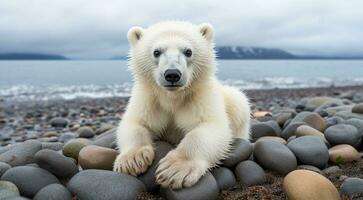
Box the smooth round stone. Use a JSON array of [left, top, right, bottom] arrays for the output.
[[235, 160, 266, 186], [340, 177, 363, 198], [291, 112, 327, 132], [250, 121, 281, 141], [41, 142, 63, 151], [254, 140, 297, 174], [33, 184, 72, 200], [295, 125, 328, 144], [352, 103, 363, 114], [91, 128, 116, 148], [328, 144, 360, 164], [96, 124, 115, 135], [253, 111, 271, 118], [211, 167, 236, 190], [297, 165, 322, 174], [77, 126, 95, 138], [0, 181, 20, 199], [78, 145, 118, 170], [345, 118, 363, 134], [322, 166, 341, 175], [42, 131, 59, 137], [256, 136, 287, 144], [34, 149, 78, 179], [1, 166, 60, 197], [67, 169, 145, 200], [281, 122, 306, 140], [49, 118, 69, 128], [336, 111, 363, 120], [283, 170, 340, 200], [325, 124, 361, 148], [160, 172, 219, 200], [222, 139, 252, 167], [0, 140, 41, 167], [62, 138, 90, 160], [138, 141, 173, 192], [287, 136, 329, 169], [0, 162, 11, 177], [326, 105, 354, 113], [304, 97, 338, 111], [276, 112, 295, 127]]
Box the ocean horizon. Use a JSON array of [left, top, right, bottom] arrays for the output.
[[1, 59, 363, 102]]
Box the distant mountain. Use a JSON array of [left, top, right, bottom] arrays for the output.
[[216, 46, 298, 59], [0, 53, 68, 60]]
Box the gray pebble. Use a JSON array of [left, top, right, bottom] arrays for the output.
[[91, 128, 116, 148], [325, 124, 361, 148], [211, 167, 236, 190], [67, 169, 145, 200], [250, 121, 281, 141], [0, 140, 41, 166], [1, 166, 60, 197], [33, 184, 72, 200], [138, 141, 173, 192], [235, 160, 266, 186], [49, 118, 69, 128], [77, 126, 95, 138], [336, 111, 363, 120], [287, 136, 329, 169], [0, 181, 20, 199], [322, 166, 341, 175], [34, 149, 78, 179], [341, 177, 363, 198], [254, 140, 297, 174], [160, 172, 219, 200], [0, 162, 11, 177], [345, 118, 363, 134], [222, 139, 252, 167]]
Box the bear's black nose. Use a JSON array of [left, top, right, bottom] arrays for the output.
[[164, 69, 181, 83]]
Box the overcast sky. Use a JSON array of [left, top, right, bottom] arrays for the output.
[[0, 0, 362, 58]]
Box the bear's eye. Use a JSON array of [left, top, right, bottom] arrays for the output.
[[184, 49, 192, 57], [153, 49, 161, 58]]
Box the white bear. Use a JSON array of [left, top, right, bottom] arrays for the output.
[[113, 21, 251, 189]]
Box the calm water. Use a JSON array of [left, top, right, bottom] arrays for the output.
[[1, 60, 363, 101]]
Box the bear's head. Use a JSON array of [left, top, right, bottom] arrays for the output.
[[127, 21, 216, 92]]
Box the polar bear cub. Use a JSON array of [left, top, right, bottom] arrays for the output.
[[113, 21, 251, 189]]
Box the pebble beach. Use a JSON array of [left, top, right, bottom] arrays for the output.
[[1, 85, 363, 200]]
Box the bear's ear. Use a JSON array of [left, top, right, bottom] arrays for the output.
[[198, 23, 214, 42], [127, 26, 144, 47]]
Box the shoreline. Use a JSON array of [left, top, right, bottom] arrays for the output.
[[2, 84, 363, 105]]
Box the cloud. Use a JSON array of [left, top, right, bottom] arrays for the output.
[[0, 0, 362, 58]]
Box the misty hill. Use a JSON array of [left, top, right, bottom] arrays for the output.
[[216, 46, 298, 59], [0, 53, 68, 60]]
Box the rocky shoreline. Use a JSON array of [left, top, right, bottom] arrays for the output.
[[1, 85, 363, 200]]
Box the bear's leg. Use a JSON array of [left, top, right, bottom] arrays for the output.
[[113, 121, 155, 176], [155, 123, 232, 189]]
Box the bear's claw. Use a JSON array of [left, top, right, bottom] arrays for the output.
[[113, 145, 154, 176]]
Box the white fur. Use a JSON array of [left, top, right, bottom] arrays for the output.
[[113, 21, 251, 189]]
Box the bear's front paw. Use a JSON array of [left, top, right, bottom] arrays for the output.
[[113, 145, 154, 176], [155, 150, 208, 189]]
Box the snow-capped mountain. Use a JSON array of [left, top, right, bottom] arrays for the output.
[[216, 46, 298, 59]]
